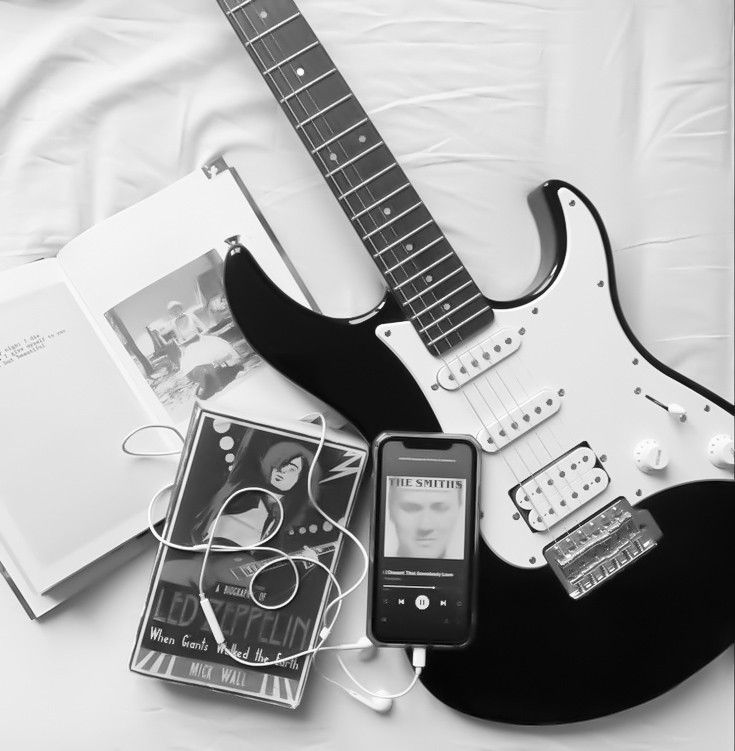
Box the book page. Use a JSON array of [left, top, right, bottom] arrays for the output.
[[0, 261, 176, 594], [58, 164, 314, 429]]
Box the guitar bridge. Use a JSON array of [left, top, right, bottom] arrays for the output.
[[543, 498, 662, 599]]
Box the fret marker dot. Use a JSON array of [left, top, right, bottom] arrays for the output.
[[329, 153, 338, 162], [383, 207, 391, 215], [425, 275, 433, 283], [296, 67, 305, 77], [443, 303, 451, 311], [259, 10, 268, 18], [406, 243, 413, 251], [358, 134, 367, 143]]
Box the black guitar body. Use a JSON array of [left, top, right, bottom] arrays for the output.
[[224, 230, 734, 724], [214, 0, 733, 724], [224, 246, 441, 439]]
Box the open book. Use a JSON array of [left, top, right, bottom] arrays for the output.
[[0, 160, 316, 618]]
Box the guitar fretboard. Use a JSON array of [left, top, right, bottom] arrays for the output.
[[218, 0, 494, 355]]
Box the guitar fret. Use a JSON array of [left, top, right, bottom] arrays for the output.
[[337, 163, 398, 200], [296, 94, 353, 129], [263, 41, 320, 75], [312, 118, 368, 153], [324, 141, 385, 178], [281, 68, 337, 102], [217, 0, 496, 355], [394, 253, 454, 289], [426, 306, 488, 347], [351, 183, 411, 220], [226, 0, 255, 14], [418, 293, 482, 333], [410, 280, 473, 319], [362, 202, 423, 240], [374, 220, 434, 257], [384, 236, 443, 272], [246, 12, 302, 45], [402, 268, 463, 305]]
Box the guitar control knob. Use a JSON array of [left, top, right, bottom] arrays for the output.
[[708, 434, 734, 470], [634, 440, 669, 473]]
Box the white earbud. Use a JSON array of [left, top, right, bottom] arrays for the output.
[[357, 642, 378, 662], [322, 635, 377, 661], [346, 689, 393, 714]]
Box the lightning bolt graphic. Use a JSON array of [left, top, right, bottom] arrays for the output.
[[320, 448, 364, 484]]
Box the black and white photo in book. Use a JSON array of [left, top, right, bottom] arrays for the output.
[[384, 477, 466, 560], [130, 407, 367, 708], [105, 251, 258, 423]]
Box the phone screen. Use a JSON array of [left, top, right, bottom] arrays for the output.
[[369, 434, 479, 647]]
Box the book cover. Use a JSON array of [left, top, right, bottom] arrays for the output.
[[130, 405, 367, 708]]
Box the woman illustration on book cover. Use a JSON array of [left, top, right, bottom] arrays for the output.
[[191, 435, 323, 552], [161, 430, 326, 589]]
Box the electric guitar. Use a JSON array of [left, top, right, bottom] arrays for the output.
[[215, 0, 735, 724], [225, 542, 337, 605]]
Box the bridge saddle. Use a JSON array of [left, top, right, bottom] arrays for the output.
[[544, 498, 662, 599]]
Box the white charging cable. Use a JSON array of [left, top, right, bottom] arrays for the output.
[[125, 415, 425, 707]]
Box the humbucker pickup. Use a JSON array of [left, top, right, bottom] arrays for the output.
[[436, 328, 521, 391], [543, 498, 662, 600], [511, 444, 609, 532]]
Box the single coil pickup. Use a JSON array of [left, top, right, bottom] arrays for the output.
[[436, 327, 521, 391], [511, 444, 609, 532], [477, 388, 562, 453], [543, 497, 662, 600]]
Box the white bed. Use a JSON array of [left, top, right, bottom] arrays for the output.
[[0, 1, 732, 749]]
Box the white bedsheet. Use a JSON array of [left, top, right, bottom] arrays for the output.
[[0, 1, 732, 749]]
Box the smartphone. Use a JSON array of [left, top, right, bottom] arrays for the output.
[[368, 432, 480, 648]]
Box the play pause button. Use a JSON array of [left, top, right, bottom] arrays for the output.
[[415, 595, 430, 610]]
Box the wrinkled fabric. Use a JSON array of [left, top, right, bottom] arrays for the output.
[[0, 1, 732, 749]]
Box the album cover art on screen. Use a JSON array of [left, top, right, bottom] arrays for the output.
[[383, 476, 467, 561], [130, 405, 367, 708]]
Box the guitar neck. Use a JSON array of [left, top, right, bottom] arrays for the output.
[[218, 0, 494, 355], [233, 541, 337, 577]]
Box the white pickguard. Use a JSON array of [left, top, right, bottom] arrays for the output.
[[377, 186, 734, 569]]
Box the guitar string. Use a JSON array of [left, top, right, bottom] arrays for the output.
[[231, 2, 479, 352], [226, 0, 562, 542], [503, 353, 607, 526], [225, 1, 563, 541], [239, 2, 613, 577], [234, 3, 589, 545], [230, 3, 565, 537]]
